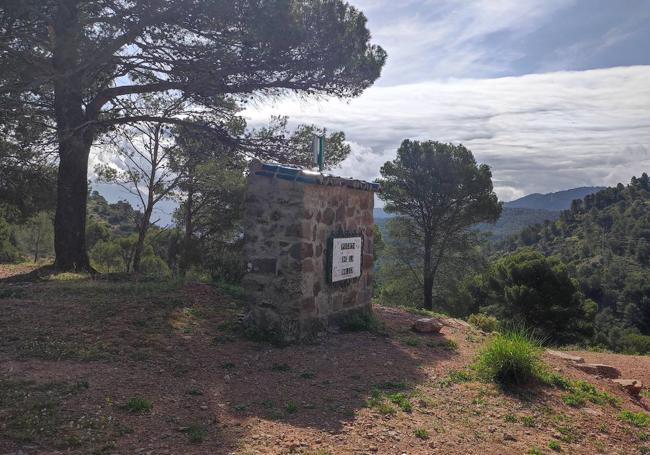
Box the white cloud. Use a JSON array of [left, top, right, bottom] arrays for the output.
[[349, 0, 574, 83], [245, 65, 650, 201]]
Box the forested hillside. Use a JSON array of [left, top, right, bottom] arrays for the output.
[[501, 174, 650, 352], [504, 186, 605, 211]]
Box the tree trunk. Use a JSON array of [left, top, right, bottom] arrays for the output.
[[52, 1, 95, 272], [423, 232, 434, 310], [132, 207, 153, 273], [33, 229, 40, 263], [179, 184, 195, 277], [53, 138, 93, 271]]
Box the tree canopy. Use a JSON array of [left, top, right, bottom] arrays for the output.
[[377, 140, 501, 309], [0, 0, 386, 270]]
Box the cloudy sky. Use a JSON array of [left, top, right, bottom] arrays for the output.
[[96, 0, 650, 222], [245, 0, 650, 202]]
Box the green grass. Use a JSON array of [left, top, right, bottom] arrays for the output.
[[439, 369, 473, 388], [338, 311, 385, 334], [620, 410, 650, 428], [300, 371, 316, 379], [386, 392, 412, 412], [467, 313, 499, 332], [285, 401, 298, 414], [270, 363, 291, 372], [548, 440, 561, 451], [0, 378, 116, 448], [403, 337, 419, 347], [123, 397, 152, 413], [521, 415, 536, 427], [527, 448, 543, 455], [414, 428, 429, 439], [182, 424, 208, 443], [561, 380, 619, 407], [474, 328, 545, 387], [505, 413, 517, 423]]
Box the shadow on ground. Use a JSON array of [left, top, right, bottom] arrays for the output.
[[0, 272, 459, 453]]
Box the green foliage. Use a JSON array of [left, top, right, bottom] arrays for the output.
[[338, 311, 385, 334], [90, 240, 123, 273], [139, 255, 171, 278], [497, 175, 650, 351], [414, 428, 429, 439], [438, 369, 473, 387], [376, 140, 501, 310], [0, 216, 22, 263], [473, 249, 587, 343], [468, 313, 499, 332], [270, 363, 291, 372], [548, 440, 561, 451], [474, 329, 545, 387], [620, 410, 650, 428], [123, 397, 152, 413], [182, 424, 208, 443], [561, 380, 618, 407]]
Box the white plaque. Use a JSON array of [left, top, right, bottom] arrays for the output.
[[331, 237, 362, 282]]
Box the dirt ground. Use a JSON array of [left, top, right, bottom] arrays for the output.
[[1, 265, 649, 455]]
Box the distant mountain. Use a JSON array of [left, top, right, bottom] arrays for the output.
[[376, 187, 605, 241], [475, 207, 559, 242], [505, 186, 605, 211]]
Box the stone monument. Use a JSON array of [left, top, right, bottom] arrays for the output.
[[242, 161, 379, 342]]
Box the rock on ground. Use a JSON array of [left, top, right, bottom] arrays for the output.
[[412, 318, 443, 333], [573, 363, 621, 379]]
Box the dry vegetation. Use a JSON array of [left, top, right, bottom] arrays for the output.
[[1, 264, 649, 455]]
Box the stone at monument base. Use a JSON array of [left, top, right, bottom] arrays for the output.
[[242, 162, 379, 343]]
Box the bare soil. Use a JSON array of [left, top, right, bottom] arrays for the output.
[[1, 264, 649, 455]]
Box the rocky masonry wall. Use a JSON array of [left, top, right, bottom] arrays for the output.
[[242, 162, 377, 342]]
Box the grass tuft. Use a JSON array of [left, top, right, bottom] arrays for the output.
[[467, 313, 499, 332], [123, 397, 152, 413], [414, 427, 429, 439], [182, 424, 207, 443], [474, 328, 545, 387]]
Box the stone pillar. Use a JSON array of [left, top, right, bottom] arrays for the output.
[[242, 162, 378, 342]]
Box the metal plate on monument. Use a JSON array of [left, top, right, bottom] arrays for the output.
[[331, 237, 362, 283]]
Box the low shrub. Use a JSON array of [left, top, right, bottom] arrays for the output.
[[474, 328, 545, 386], [123, 397, 152, 413], [468, 313, 499, 332]]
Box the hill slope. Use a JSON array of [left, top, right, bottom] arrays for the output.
[[0, 266, 649, 454], [501, 175, 650, 351]]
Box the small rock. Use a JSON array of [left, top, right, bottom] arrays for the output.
[[503, 433, 517, 441], [487, 425, 496, 433], [573, 363, 621, 379], [612, 378, 643, 396], [546, 349, 584, 363], [412, 318, 443, 333]]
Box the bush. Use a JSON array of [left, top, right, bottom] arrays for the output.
[[468, 313, 499, 332], [474, 329, 545, 386], [619, 331, 650, 355], [0, 217, 22, 263], [139, 254, 171, 278]]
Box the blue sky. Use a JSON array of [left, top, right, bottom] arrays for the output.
[[95, 0, 650, 222]]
